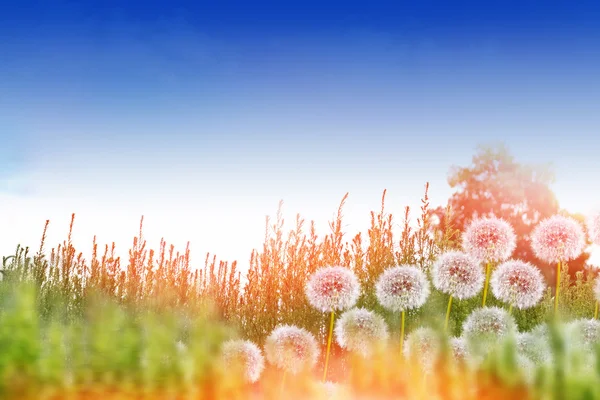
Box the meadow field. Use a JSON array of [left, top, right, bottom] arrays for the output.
[[1, 178, 600, 400]]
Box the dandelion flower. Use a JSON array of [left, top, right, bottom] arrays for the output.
[[376, 265, 430, 351], [531, 214, 586, 314], [403, 327, 441, 374], [490, 260, 546, 310], [265, 325, 319, 375], [516, 332, 552, 366], [334, 308, 389, 357], [531, 323, 550, 340], [433, 251, 484, 300], [221, 339, 265, 383], [516, 354, 536, 385], [462, 307, 516, 358], [306, 266, 361, 313], [306, 266, 360, 381], [375, 265, 430, 312], [567, 319, 600, 348], [449, 337, 469, 363], [433, 251, 485, 330], [462, 217, 516, 263], [531, 215, 586, 264], [586, 210, 600, 245]]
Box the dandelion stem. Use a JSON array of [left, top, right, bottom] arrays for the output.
[[482, 261, 492, 307], [280, 369, 287, 397], [554, 261, 561, 315], [595, 301, 599, 320], [508, 303, 513, 315], [323, 309, 335, 382], [400, 310, 406, 352], [444, 295, 453, 332]]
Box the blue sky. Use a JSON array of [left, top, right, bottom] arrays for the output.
[[1, 1, 600, 267]]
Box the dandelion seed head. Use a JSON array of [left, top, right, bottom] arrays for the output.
[[462, 307, 517, 357], [567, 319, 600, 348], [403, 327, 441, 374], [450, 337, 469, 363], [516, 354, 536, 385], [432, 251, 484, 300], [531, 215, 586, 263], [375, 265, 430, 312], [462, 217, 516, 263], [586, 211, 600, 245], [265, 325, 319, 375], [334, 307, 389, 357], [490, 260, 546, 309], [531, 323, 551, 340], [221, 339, 265, 383], [306, 266, 361, 312], [516, 332, 552, 365]]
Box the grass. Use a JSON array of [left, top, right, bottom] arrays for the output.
[[1, 183, 600, 399]]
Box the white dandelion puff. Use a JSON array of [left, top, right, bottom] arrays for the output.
[[432, 251, 485, 300], [462, 217, 517, 263], [375, 265, 430, 312], [462, 307, 517, 358], [516, 332, 552, 366], [334, 307, 389, 357], [516, 354, 536, 385], [531, 215, 586, 264], [586, 210, 600, 245], [221, 339, 266, 383], [567, 319, 600, 348], [265, 325, 320, 375], [490, 260, 546, 309], [403, 327, 441, 374], [531, 323, 551, 340], [306, 266, 361, 312], [449, 337, 469, 363]]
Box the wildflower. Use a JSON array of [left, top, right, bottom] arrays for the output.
[[432, 251, 484, 300], [265, 325, 319, 375], [462, 217, 516, 263], [586, 210, 600, 245], [490, 260, 545, 310], [516, 332, 552, 366], [516, 355, 536, 385], [375, 265, 430, 312], [306, 266, 361, 313], [334, 308, 389, 357], [221, 339, 266, 383], [449, 337, 469, 363], [403, 327, 441, 374], [531, 215, 586, 264], [462, 307, 516, 358], [567, 319, 600, 348], [306, 266, 360, 381]]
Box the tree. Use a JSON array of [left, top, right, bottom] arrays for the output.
[[431, 143, 589, 280]]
